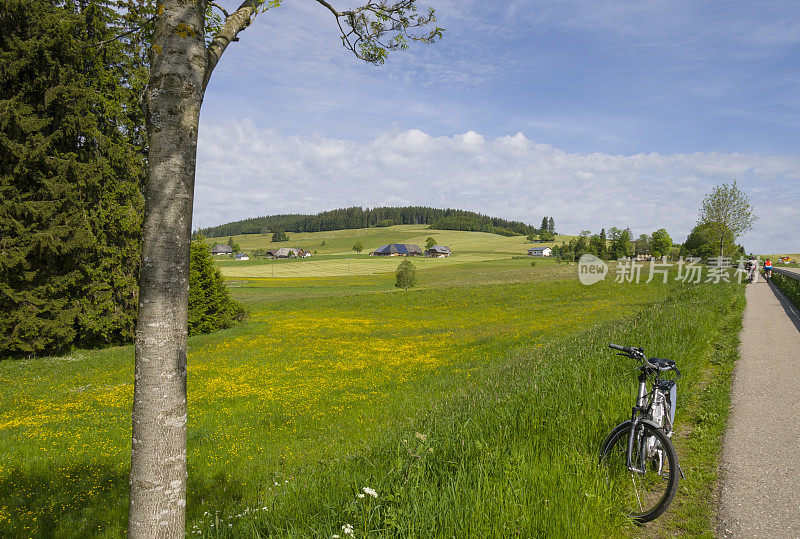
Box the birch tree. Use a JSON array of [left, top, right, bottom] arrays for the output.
[[125, 1, 442, 536], [697, 180, 757, 257]]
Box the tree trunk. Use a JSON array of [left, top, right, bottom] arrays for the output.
[[128, 1, 206, 536]]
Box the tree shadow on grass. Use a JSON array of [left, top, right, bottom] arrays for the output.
[[0, 462, 128, 538], [0, 460, 247, 538]]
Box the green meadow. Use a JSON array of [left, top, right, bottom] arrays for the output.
[[208, 224, 573, 256], [0, 233, 744, 537]]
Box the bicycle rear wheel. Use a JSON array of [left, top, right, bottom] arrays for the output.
[[600, 422, 678, 523]]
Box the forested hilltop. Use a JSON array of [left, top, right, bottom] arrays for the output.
[[199, 206, 542, 238]]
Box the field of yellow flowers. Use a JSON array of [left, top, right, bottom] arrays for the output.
[[0, 257, 741, 536]]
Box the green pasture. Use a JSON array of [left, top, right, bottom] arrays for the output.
[[207, 224, 573, 256], [219, 252, 517, 279], [0, 256, 743, 536]]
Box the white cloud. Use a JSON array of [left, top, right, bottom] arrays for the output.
[[195, 121, 800, 253]]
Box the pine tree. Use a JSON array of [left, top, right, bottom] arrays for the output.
[[0, 0, 147, 357], [540, 216, 548, 232], [188, 236, 246, 335], [548, 217, 555, 234]]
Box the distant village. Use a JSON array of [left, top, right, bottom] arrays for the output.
[[211, 242, 555, 261]]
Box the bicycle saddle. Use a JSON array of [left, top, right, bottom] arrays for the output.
[[650, 357, 676, 370]]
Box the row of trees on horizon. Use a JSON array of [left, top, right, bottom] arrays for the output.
[[196, 206, 555, 239]]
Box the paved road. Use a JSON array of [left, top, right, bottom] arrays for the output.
[[719, 278, 800, 537]]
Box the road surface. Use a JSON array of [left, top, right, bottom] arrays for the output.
[[719, 276, 800, 536]]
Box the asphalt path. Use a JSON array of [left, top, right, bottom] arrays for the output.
[[719, 277, 800, 536]]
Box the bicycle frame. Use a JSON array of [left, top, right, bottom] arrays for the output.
[[625, 368, 677, 473]]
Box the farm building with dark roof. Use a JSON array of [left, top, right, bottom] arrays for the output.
[[211, 244, 234, 255], [426, 245, 451, 257], [370, 243, 423, 256]]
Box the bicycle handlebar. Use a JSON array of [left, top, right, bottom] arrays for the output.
[[609, 343, 662, 372], [609, 343, 633, 353]]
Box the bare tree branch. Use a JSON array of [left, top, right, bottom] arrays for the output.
[[207, 1, 231, 19], [204, 0, 263, 89], [314, 0, 342, 17]]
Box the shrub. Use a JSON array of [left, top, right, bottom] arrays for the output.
[[772, 272, 800, 310], [395, 260, 417, 290]]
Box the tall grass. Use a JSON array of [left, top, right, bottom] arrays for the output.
[[187, 281, 743, 537]]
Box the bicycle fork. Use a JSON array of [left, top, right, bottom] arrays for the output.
[[626, 375, 650, 474]]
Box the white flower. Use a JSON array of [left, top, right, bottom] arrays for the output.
[[362, 487, 378, 498], [332, 535, 340, 538], [357, 493, 365, 499], [342, 523, 354, 536]]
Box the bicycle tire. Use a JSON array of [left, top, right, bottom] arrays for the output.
[[599, 421, 679, 523]]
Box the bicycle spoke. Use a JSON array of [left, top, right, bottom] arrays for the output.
[[631, 474, 643, 513]]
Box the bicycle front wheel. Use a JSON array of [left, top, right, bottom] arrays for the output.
[[600, 421, 678, 523]]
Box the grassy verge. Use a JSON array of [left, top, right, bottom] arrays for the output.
[[772, 272, 800, 309], [645, 280, 745, 536]]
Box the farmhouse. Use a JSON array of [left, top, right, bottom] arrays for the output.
[[527, 247, 552, 257], [273, 247, 301, 258], [371, 243, 424, 256], [235, 253, 249, 261], [426, 245, 451, 257], [211, 244, 233, 255]]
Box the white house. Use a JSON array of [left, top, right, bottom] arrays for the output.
[[527, 247, 552, 257], [235, 253, 250, 261]]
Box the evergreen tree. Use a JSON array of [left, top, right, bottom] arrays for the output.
[[540, 216, 548, 232], [188, 237, 246, 335], [548, 217, 555, 233], [0, 0, 147, 357], [589, 231, 606, 259], [598, 228, 608, 258]]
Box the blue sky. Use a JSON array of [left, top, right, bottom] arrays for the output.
[[195, 0, 800, 253]]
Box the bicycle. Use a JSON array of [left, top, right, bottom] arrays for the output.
[[599, 343, 683, 523]]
